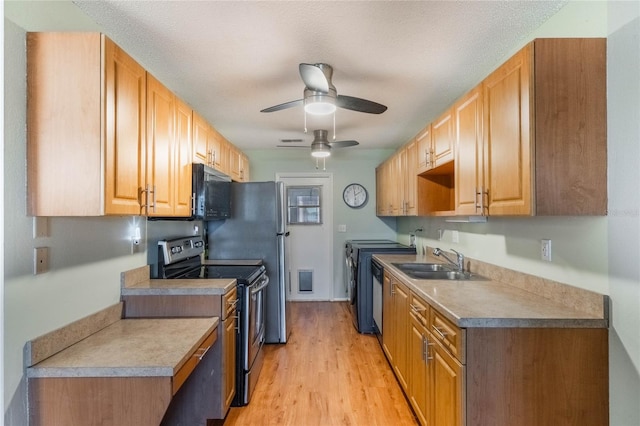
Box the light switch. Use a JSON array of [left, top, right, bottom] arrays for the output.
[[338, 224, 347, 232]]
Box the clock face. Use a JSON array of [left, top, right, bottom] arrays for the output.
[[343, 183, 368, 208]]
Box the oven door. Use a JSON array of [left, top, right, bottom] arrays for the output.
[[247, 273, 269, 368]]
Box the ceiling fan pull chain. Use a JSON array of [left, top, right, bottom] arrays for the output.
[[304, 110, 308, 133], [323, 157, 326, 171]]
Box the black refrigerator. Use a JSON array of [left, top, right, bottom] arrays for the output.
[[207, 181, 292, 344]]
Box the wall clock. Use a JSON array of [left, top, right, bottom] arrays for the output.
[[343, 183, 368, 209]]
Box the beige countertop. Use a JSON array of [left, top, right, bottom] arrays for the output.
[[373, 253, 608, 329], [120, 265, 237, 296], [122, 278, 236, 296], [27, 317, 219, 378]]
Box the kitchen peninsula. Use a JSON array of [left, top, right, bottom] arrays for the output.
[[26, 307, 218, 426]]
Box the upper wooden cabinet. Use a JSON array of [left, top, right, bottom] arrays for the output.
[[454, 86, 484, 215], [416, 125, 431, 173], [483, 38, 606, 216], [430, 108, 455, 169], [28, 33, 147, 216], [378, 37, 607, 218], [28, 32, 249, 217], [228, 147, 250, 182]]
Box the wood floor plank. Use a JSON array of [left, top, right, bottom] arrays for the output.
[[216, 301, 417, 426]]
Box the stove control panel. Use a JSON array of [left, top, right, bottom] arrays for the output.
[[159, 236, 205, 265]]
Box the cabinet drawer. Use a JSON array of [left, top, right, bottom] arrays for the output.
[[430, 309, 464, 363], [409, 292, 429, 328], [173, 328, 217, 395], [223, 287, 238, 320]]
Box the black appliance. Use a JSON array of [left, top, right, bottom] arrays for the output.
[[345, 239, 416, 333], [151, 163, 231, 221], [153, 236, 267, 407]]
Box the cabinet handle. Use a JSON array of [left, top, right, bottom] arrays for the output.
[[410, 303, 426, 314], [227, 298, 239, 309], [390, 281, 395, 296], [423, 335, 434, 363], [424, 149, 429, 166], [432, 324, 447, 340], [430, 147, 435, 168], [195, 344, 212, 361], [476, 187, 488, 215], [140, 185, 155, 215], [152, 185, 156, 213]]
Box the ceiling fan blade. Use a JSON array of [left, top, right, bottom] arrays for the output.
[[329, 140, 359, 148], [261, 99, 303, 113], [276, 145, 308, 148], [336, 95, 387, 114], [299, 63, 330, 93]]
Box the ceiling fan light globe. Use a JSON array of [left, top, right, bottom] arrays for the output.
[[304, 95, 336, 115], [311, 149, 331, 158]]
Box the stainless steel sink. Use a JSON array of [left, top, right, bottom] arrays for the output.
[[392, 263, 453, 272], [392, 263, 488, 281]]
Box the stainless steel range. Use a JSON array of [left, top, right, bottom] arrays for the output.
[[153, 236, 267, 407]]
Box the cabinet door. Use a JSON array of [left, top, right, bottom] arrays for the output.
[[454, 86, 483, 215], [404, 140, 417, 216], [431, 339, 464, 426], [381, 272, 395, 362], [416, 125, 432, 174], [409, 315, 430, 426], [104, 38, 147, 215], [393, 279, 410, 392], [483, 44, 532, 216], [223, 315, 237, 408], [228, 146, 242, 181], [192, 111, 210, 166], [146, 74, 175, 216], [174, 99, 193, 217], [209, 127, 228, 173], [431, 108, 455, 168], [239, 152, 250, 182]]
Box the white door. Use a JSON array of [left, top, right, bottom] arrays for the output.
[[277, 173, 333, 301]]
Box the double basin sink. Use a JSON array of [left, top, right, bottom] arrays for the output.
[[391, 262, 488, 281]]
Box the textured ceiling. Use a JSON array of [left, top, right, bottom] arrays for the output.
[[72, 1, 567, 152]]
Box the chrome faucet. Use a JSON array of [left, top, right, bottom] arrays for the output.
[[433, 248, 464, 272]]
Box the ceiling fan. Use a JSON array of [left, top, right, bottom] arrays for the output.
[[277, 129, 359, 158], [261, 63, 387, 115]]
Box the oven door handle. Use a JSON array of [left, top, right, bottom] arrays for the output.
[[251, 275, 270, 295]]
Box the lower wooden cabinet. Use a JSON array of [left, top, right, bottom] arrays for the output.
[[383, 280, 607, 426], [382, 272, 410, 392]]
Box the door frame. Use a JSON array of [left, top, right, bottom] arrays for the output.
[[276, 172, 334, 301]]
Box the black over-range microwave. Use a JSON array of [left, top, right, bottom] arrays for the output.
[[149, 163, 231, 221], [192, 163, 231, 220]]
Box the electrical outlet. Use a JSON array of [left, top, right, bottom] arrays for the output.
[[541, 239, 552, 261], [34, 247, 49, 274], [452, 230, 459, 243]]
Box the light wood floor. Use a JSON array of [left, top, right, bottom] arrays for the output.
[[216, 301, 418, 426]]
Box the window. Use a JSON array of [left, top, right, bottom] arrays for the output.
[[287, 186, 322, 225]]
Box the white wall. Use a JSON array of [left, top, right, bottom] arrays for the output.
[[396, 2, 640, 424], [247, 148, 397, 300]]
